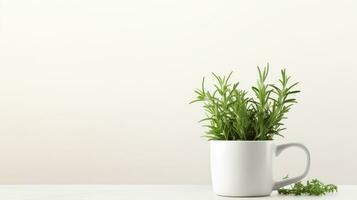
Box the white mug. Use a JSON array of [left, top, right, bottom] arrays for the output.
[[210, 140, 310, 197]]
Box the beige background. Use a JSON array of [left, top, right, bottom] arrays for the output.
[[0, 0, 356, 184]]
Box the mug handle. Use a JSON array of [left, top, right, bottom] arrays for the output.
[[273, 143, 311, 190]]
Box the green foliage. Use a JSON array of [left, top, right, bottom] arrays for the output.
[[190, 64, 300, 140], [278, 179, 338, 196]]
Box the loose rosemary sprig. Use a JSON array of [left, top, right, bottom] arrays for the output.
[[278, 179, 338, 196]]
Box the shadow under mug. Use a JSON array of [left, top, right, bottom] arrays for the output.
[[210, 140, 310, 197]]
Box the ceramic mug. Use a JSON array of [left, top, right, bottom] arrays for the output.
[[210, 140, 310, 197]]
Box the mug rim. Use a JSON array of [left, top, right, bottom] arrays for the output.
[[210, 140, 273, 143]]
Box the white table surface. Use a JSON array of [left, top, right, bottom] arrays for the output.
[[0, 185, 352, 200]]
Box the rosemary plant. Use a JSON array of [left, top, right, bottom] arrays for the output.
[[190, 64, 300, 140]]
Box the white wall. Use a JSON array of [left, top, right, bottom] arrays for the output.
[[0, 0, 356, 184]]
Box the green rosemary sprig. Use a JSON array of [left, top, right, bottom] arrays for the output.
[[278, 179, 338, 196]]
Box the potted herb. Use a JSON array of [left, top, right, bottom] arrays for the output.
[[191, 65, 310, 197]]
